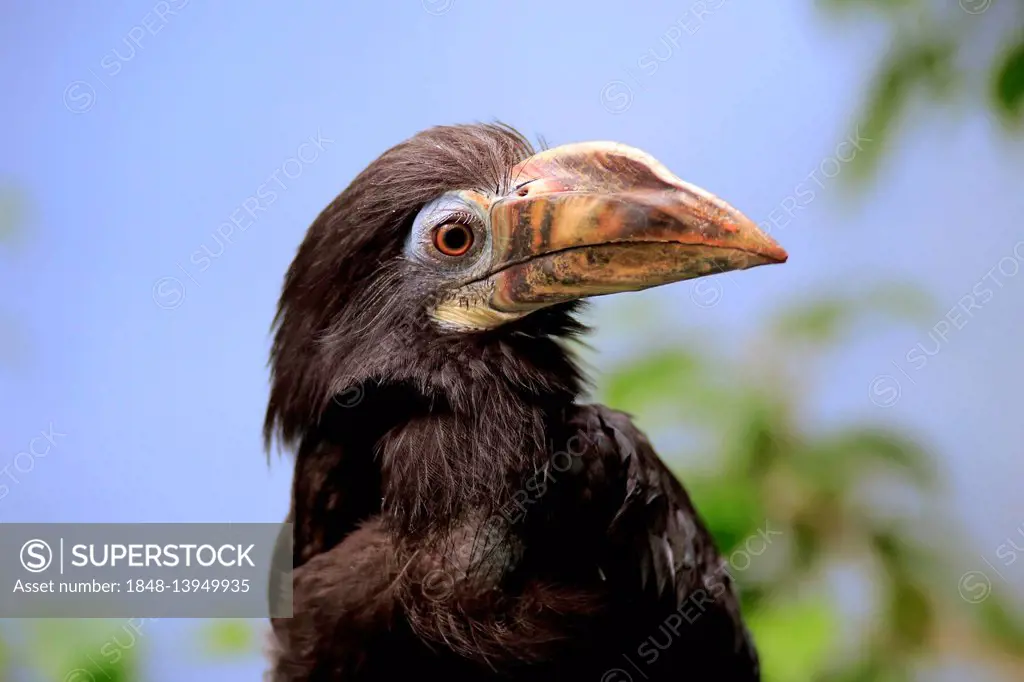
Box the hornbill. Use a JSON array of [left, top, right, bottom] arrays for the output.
[[264, 123, 787, 681]]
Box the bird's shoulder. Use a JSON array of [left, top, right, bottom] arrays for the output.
[[560, 403, 759, 671], [562, 403, 723, 595]]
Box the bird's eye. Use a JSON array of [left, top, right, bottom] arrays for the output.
[[432, 222, 474, 257]]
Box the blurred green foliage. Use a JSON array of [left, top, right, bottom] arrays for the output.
[[1, 620, 141, 681], [598, 289, 1024, 680], [594, 3, 1024, 676], [818, 0, 1024, 184], [0, 184, 26, 244], [198, 620, 259, 659]]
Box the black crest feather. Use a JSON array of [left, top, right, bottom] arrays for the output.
[[264, 123, 547, 451]]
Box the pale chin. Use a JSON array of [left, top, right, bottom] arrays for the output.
[[430, 280, 525, 332]]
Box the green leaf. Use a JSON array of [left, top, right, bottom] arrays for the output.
[[65, 649, 135, 682], [600, 349, 704, 414], [887, 574, 933, 650], [747, 595, 839, 682], [860, 282, 934, 323], [816, 0, 919, 18], [773, 296, 852, 344], [973, 595, 1024, 654], [869, 528, 942, 580], [994, 36, 1024, 121], [20, 620, 142, 680], [817, 658, 908, 682], [772, 284, 933, 345], [806, 426, 936, 488], [726, 397, 792, 473], [848, 40, 955, 186], [198, 620, 257, 658], [684, 475, 766, 554], [0, 186, 24, 244]]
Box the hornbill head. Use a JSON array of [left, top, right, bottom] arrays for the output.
[[264, 124, 786, 449]]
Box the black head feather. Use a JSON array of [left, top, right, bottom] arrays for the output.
[[265, 123, 589, 531]]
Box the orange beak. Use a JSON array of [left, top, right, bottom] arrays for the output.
[[435, 141, 786, 329]]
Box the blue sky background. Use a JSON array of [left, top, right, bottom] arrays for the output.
[[1, 0, 1022, 679]]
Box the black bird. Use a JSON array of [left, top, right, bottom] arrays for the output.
[[264, 123, 787, 682]]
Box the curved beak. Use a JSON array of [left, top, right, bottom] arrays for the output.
[[434, 141, 787, 330]]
